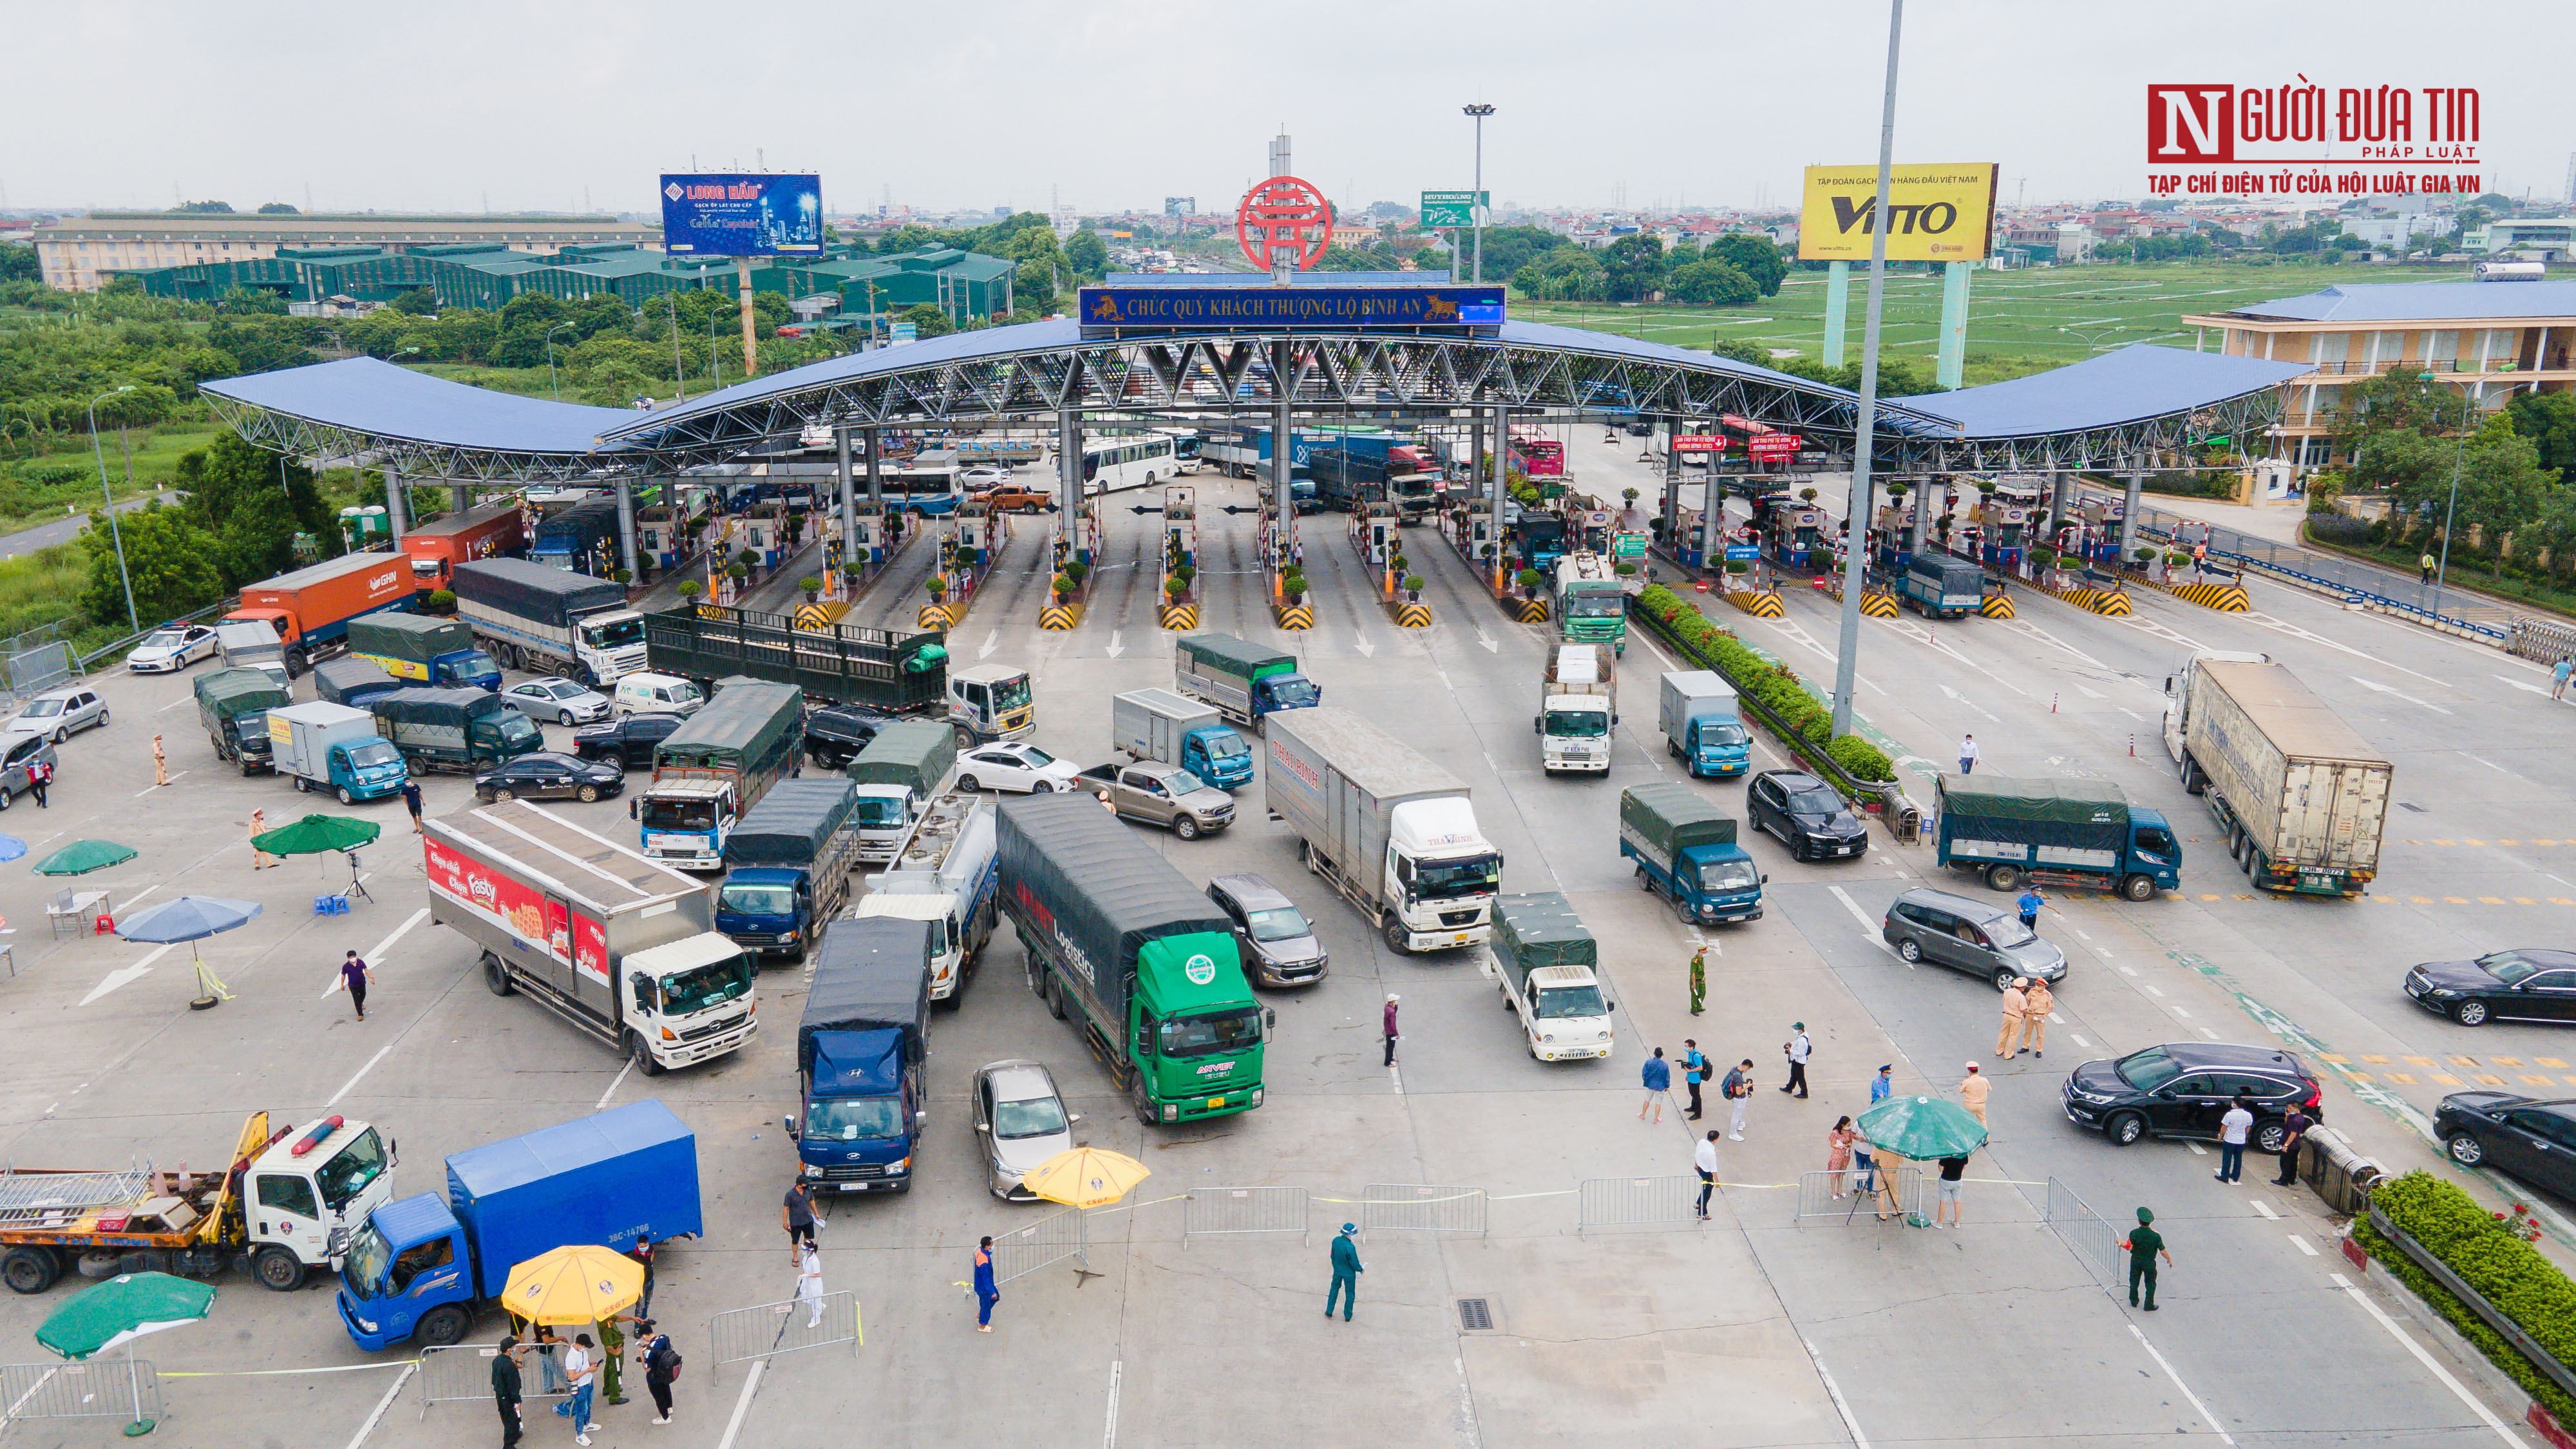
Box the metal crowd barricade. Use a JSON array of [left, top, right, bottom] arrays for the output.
[[0, 1358, 161, 1433], [1358, 1184, 1488, 1238], [2043, 1177, 2124, 1296], [708, 1290, 861, 1372], [990, 1205, 1090, 1283], [1183, 1186, 1309, 1245], [418, 1342, 567, 1419], [1795, 1166, 1921, 1223], [1577, 1175, 1707, 1233]]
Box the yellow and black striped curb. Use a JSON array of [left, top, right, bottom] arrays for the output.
[[2037, 581, 2129, 617], [794, 600, 851, 630], [1978, 593, 2016, 620], [918, 603, 954, 629], [1158, 603, 1199, 630], [1506, 596, 1549, 624], [1724, 589, 1785, 619], [1859, 591, 1899, 618], [1038, 602, 1083, 630], [2171, 581, 2251, 612], [1394, 601, 1432, 628], [1274, 603, 1314, 630]]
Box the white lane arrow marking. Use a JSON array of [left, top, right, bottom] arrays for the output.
[[2350, 677, 2452, 714], [82, 945, 175, 1006], [1106, 630, 1124, 659], [2496, 673, 2552, 698], [1355, 636, 1377, 658], [1939, 683, 1999, 723], [1476, 629, 1498, 653], [978, 629, 999, 659]]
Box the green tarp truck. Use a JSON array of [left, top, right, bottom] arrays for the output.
[[846, 719, 959, 865], [196, 667, 290, 774], [1934, 775, 2180, 901], [1490, 892, 1615, 1062], [1619, 782, 1765, 925], [1173, 633, 1320, 732]]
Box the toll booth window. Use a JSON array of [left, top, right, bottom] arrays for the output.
[[256, 1174, 319, 1220], [389, 1236, 455, 1294]]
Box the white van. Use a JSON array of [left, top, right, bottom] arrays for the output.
[[611, 672, 705, 717]]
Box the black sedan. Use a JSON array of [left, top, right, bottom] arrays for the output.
[[806, 704, 899, 769], [2060, 1041, 2322, 1151], [571, 712, 685, 770], [2403, 949, 2576, 1027], [2436, 1092, 2576, 1197], [1747, 770, 1870, 862], [475, 752, 625, 804]]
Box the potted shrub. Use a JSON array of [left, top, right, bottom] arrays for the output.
[[426, 589, 457, 614], [1799, 488, 1820, 504], [1173, 563, 1195, 586], [676, 579, 703, 601], [840, 561, 864, 589], [1516, 567, 1544, 599], [724, 560, 750, 583], [1725, 559, 1751, 580], [1164, 576, 1189, 601], [1063, 559, 1089, 586], [1621, 487, 1640, 508], [954, 545, 980, 569], [1282, 569, 1307, 604], [926, 574, 947, 603], [799, 575, 822, 603], [2028, 545, 2059, 578], [609, 567, 632, 586], [1050, 572, 1075, 603], [1403, 573, 1425, 601]]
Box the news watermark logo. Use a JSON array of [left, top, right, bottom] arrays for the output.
[[2145, 79, 2480, 200]]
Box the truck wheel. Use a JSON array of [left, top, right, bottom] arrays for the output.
[[2, 1247, 59, 1294], [482, 952, 515, 997], [1636, 863, 1653, 893], [416, 1303, 472, 1347], [337, 786, 356, 806], [952, 724, 976, 750], [1045, 974, 1068, 1021], [576, 784, 600, 803], [1897, 939, 1922, 963], [628, 1031, 667, 1077], [1173, 816, 1200, 841], [252, 1245, 306, 1292], [2121, 873, 2155, 902], [1132, 1077, 1159, 1126], [2181, 759, 2207, 795], [1383, 918, 1412, 956], [291, 775, 307, 793], [1984, 864, 2021, 891]]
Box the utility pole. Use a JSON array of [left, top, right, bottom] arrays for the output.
[[1831, 0, 1904, 740], [736, 257, 758, 377]]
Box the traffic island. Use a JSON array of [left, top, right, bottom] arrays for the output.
[[1270, 564, 1312, 629], [2168, 580, 2253, 612], [1723, 587, 1786, 619], [1037, 555, 1090, 631], [2032, 576, 2132, 617]]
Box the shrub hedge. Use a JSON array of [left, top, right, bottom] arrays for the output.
[[2354, 1170, 2576, 1423], [1633, 584, 1895, 786]]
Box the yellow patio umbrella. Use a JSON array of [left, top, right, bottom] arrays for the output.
[[501, 1245, 645, 1326], [1018, 1147, 1151, 1209]]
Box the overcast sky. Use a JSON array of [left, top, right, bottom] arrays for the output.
[[10, 1, 2567, 218]]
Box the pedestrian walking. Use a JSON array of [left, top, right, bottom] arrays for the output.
[[493, 1334, 527, 1448], [1870, 1064, 1893, 1104], [1688, 945, 1707, 1014], [2215, 1095, 2253, 1183], [2556, 657, 2574, 703], [1958, 1061, 1990, 1126], [250, 808, 274, 869], [2120, 1207, 2171, 1310], [627, 1240, 657, 1321], [1681, 1040, 1709, 1119], [1994, 978, 2029, 1058], [1638, 1047, 1674, 1124], [782, 1180, 819, 1262], [1826, 1116, 1857, 1198], [634, 1321, 679, 1426], [402, 777, 426, 835], [1381, 993, 1400, 1066], [337, 951, 374, 1022], [795, 1244, 826, 1329], [550, 1333, 595, 1445], [2420, 551, 2436, 586], [1325, 1223, 1363, 1320], [151, 734, 167, 788], [2274, 1104, 2313, 1188], [972, 1236, 1000, 1331], [2191, 541, 2209, 580], [1957, 734, 1979, 775], [2018, 979, 2052, 1057], [1934, 1152, 1969, 1228], [1723, 1059, 1753, 1139], [2017, 886, 2044, 931], [1693, 1130, 1720, 1220], [1781, 1023, 1810, 1097], [26, 755, 51, 808]]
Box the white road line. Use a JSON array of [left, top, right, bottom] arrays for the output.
[[341, 1361, 417, 1449], [2199, 1027, 2221, 1039], [2119, 965, 2138, 976], [156, 696, 191, 712], [1799, 1338, 1871, 1449], [2070, 1033, 2094, 1049], [715, 1357, 768, 1449], [2127, 1323, 2235, 1446], [325, 1034, 408, 1109], [595, 1056, 637, 1112], [1103, 1359, 1124, 1449], [2185, 1141, 2208, 1156], [320, 909, 429, 998], [2171, 1005, 2192, 1019], [2141, 983, 2165, 997], [1826, 885, 1877, 930], [2329, 1273, 2524, 1446], [2075, 929, 2091, 940], [80, 945, 175, 1005], [2288, 1233, 2318, 1256], [1388, 1062, 1404, 1096], [2251, 1198, 2280, 1220]]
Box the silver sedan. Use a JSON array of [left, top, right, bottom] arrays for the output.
[[504, 677, 611, 726], [971, 1059, 1077, 1202]]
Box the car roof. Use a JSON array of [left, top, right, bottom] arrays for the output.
[[0, 729, 48, 746], [1893, 886, 2006, 920], [28, 687, 82, 702], [1209, 873, 1295, 911], [1757, 770, 1823, 788], [977, 1060, 1058, 1100], [2156, 1042, 2311, 1072], [2492, 949, 2576, 969]]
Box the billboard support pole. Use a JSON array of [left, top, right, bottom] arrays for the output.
[[383, 464, 405, 545], [736, 257, 758, 378], [1823, 261, 1850, 370], [836, 424, 857, 569], [1937, 260, 1971, 390], [1832, 0, 1903, 741], [1489, 405, 1508, 591], [1273, 342, 1295, 572]]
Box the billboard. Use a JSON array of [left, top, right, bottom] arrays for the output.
[[659, 173, 824, 256], [1077, 285, 1502, 333], [1797, 164, 1996, 261], [1420, 191, 1487, 228]]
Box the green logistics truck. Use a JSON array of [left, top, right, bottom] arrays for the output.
[[196, 667, 291, 774], [1490, 892, 1616, 1062], [1553, 551, 1629, 654], [847, 720, 959, 866], [1618, 782, 1766, 925], [997, 792, 1271, 1126]]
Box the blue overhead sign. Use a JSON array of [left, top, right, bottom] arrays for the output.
[[659, 173, 823, 256], [1725, 545, 1763, 561], [1077, 285, 1504, 334]]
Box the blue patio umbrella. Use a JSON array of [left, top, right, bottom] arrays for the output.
[[115, 896, 261, 1010], [0, 835, 26, 864]]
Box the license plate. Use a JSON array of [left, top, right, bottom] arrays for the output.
[[1207, 1097, 1224, 1109], [1452, 934, 1474, 945], [836, 1183, 871, 1193]]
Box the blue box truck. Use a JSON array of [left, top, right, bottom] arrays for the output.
[[783, 916, 934, 1195]]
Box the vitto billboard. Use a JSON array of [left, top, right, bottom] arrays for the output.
[[1797, 164, 1997, 262], [659, 173, 824, 256]]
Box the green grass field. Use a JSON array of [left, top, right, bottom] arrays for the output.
[[1516, 261, 2471, 384]]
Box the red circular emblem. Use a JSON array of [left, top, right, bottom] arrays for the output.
[[1236, 175, 1333, 272]]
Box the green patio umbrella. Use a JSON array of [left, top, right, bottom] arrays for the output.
[[33, 840, 137, 876], [34, 1271, 215, 1436], [249, 814, 380, 857], [1855, 1094, 1990, 1162]]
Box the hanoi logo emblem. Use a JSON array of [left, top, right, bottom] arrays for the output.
[[1184, 952, 1218, 986]]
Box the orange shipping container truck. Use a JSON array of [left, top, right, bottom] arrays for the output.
[[228, 551, 419, 674], [402, 502, 527, 596]]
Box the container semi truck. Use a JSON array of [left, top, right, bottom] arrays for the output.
[[998, 793, 1271, 1126], [1490, 892, 1616, 1062], [1173, 633, 1321, 732], [346, 614, 502, 691], [786, 916, 934, 1195], [2164, 654, 2389, 897], [636, 681, 806, 871], [226, 551, 417, 675], [399, 501, 526, 598], [1264, 706, 1502, 954], [452, 558, 649, 684], [858, 790, 999, 1003], [717, 778, 862, 963], [426, 799, 757, 1075], [1619, 782, 1766, 925]]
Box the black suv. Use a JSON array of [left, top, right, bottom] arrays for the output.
[[804, 705, 900, 769], [570, 711, 685, 770], [2061, 1042, 2322, 1151], [2436, 1092, 2576, 1197], [1747, 771, 1870, 862]]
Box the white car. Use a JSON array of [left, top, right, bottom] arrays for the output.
[[960, 466, 1012, 489], [504, 677, 611, 726], [125, 624, 219, 673], [954, 742, 1083, 795]]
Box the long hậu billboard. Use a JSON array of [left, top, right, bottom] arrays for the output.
[[660, 173, 824, 256], [1798, 164, 1996, 262]]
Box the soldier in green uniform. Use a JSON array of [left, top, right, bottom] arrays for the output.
[[1689, 947, 1707, 1015], [2120, 1206, 2172, 1311], [598, 1314, 626, 1406], [1325, 1223, 1364, 1321]]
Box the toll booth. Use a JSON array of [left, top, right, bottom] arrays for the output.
[[1871, 502, 1914, 571], [1163, 486, 1198, 572], [1562, 493, 1616, 554], [850, 503, 887, 565], [1353, 499, 1400, 569], [2076, 497, 2125, 565], [1969, 498, 2029, 569], [1461, 500, 1498, 571], [740, 501, 791, 570], [1075, 496, 1102, 568], [954, 498, 1000, 558], [1665, 504, 1710, 573], [1763, 506, 1827, 571]]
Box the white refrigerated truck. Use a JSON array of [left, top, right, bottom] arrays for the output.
[[2164, 653, 2391, 897], [1263, 706, 1502, 954], [856, 790, 999, 1002]]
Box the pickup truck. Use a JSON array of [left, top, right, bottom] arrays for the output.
[[1076, 759, 1236, 840]]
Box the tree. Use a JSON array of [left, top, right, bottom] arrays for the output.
[[174, 431, 339, 588], [1601, 234, 1666, 301], [0, 244, 35, 284], [1408, 245, 1446, 272], [1063, 231, 1109, 279], [898, 303, 956, 340], [82, 502, 223, 627], [216, 287, 289, 316], [170, 200, 234, 214], [1463, 225, 1564, 283], [256, 202, 299, 215], [2506, 390, 2576, 476], [1709, 339, 1772, 368], [2333, 368, 2474, 453], [1667, 260, 1758, 307], [390, 287, 439, 317], [1707, 234, 1788, 296], [2453, 415, 2560, 574]]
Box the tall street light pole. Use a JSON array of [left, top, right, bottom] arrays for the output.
[[2431, 375, 2479, 618], [1830, 0, 1903, 740], [86, 386, 139, 636], [1464, 104, 1495, 285], [544, 323, 577, 402]]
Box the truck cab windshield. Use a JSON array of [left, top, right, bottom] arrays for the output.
[[1700, 858, 1759, 892], [720, 884, 797, 917], [661, 956, 753, 1015], [1159, 1008, 1262, 1059], [582, 616, 646, 651], [341, 1222, 393, 1300], [2134, 828, 2175, 860], [454, 651, 500, 679], [1701, 720, 1747, 746], [1537, 983, 1607, 1019], [804, 1097, 902, 1141], [853, 795, 909, 828], [1202, 733, 1249, 760], [346, 741, 401, 771], [483, 714, 540, 750], [1265, 677, 1321, 708], [316, 1128, 390, 1211], [1543, 709, 1609, 737], [641, 798, 719, 833], [989, 676, 1033, 713], [235, 717, 269, 746], [1564, 593, 1624, 618], [1410, 853, 1501, 900]]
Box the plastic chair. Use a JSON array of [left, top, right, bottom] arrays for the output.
[[92, 913, 114, 936]]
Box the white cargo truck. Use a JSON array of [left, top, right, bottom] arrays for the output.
[[2164, 653, 2391, 897], [856, 791, 999, 1003], [426, 799, 757, 1074], [1535, 642, 1616, 775], [1263, 706, 1502, 954]]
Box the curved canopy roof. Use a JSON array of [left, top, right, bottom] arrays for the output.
[[1888, 344, 2309, 470], [202, 357, 639, 477]]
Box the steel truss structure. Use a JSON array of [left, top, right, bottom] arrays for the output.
[[200, 392, 614, 484], [1886, 383, 2291, 474]]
